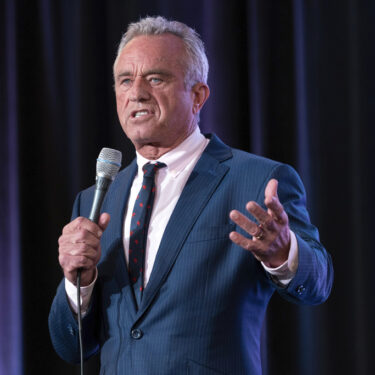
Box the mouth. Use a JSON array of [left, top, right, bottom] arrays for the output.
[[131, 109, 153, 118]]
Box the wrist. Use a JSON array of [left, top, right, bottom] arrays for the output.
[[79, 269, 96, 287]]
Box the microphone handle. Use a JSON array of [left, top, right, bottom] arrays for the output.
[[78, 176, 112, 280], [88, 176, 112, 223], [78, 175, 112, 278], [77, 176, 112, 375]]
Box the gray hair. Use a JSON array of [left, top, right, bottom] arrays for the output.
[[114, 16, 209, 88]]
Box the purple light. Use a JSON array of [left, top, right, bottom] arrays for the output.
[[0, 0, 23, 374]]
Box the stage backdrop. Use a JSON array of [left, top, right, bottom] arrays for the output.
[[1, 0, 375, 374]]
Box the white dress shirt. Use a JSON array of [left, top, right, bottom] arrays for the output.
[[65, 127, 298, 313], [123, 127, 210, 286]]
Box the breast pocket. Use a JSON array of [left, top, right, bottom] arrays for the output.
[[186, 223, 236, 244]]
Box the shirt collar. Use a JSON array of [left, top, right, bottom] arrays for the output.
[[135, 127, 208, 178]]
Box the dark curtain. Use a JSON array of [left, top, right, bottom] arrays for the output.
[[1, 0, 374, 374]]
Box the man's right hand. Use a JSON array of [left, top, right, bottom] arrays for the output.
[[58, 213, 110, 286]]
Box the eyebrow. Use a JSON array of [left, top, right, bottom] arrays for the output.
[[115, 69, 173, 81]]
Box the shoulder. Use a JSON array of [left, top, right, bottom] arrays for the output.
[[205, 133, 287, 173], [204, 133, 302, 192], [231, 147, 282, 169], [227, 147, 299, 183]]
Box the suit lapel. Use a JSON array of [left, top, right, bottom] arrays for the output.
[[100, 159, 138, 319], [137, 135, 232, 319]]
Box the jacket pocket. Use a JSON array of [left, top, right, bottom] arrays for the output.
[[186, 224, 236, 244], [187, 359, 227, 374]]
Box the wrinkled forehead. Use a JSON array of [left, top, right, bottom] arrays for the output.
[[114, 34, 188, 76]]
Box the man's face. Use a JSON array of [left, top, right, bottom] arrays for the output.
[[114, 34, 200, 153]]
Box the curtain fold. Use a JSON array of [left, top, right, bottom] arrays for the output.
[[0, 1, 22, 374]]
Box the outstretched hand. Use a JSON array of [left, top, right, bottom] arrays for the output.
[[229, 179, 291, 268]]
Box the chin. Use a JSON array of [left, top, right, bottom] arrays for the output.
[[133, 133, 161, 147]]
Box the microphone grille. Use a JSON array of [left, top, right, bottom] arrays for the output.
[[96, 148, 122, 180]]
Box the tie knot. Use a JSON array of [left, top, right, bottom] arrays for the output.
[[142, 162, 166, 178]]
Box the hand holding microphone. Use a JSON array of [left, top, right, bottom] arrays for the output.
[[58, 213, 109, 286], [58, 148, 122, 286]]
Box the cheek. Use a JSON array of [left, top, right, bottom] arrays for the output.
[[116, 98, 121, 113], [116, 95, 129, 128], [159, 96, 182, 118], [116, 91, 127, 111], [172, 97, 193, 119]]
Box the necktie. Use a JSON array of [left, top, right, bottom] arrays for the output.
[[128, 161, 166, 306]]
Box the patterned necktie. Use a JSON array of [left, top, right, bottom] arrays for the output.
[[128, 161, 166, 306]]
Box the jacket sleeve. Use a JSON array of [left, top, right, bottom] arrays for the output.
[[48, 191, 100, 363], [263, 163, 334, 305]]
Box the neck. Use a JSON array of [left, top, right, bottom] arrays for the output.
[[136, 145, 175, 160], [135, 127, 197, 160]]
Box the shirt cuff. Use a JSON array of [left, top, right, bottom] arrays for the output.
[[261, 230, 299, 286], [64, 268, 98, 316]]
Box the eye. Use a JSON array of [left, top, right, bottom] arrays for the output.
[[149, 77, 162, 85], [120, 78, 132, 87]]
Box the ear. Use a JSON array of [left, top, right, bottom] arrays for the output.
[[191, 83, 210, 115]]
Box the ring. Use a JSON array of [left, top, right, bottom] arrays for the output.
[[254, 225, 264, 240]]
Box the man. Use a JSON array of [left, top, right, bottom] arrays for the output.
[[49, 16, 333, 374]]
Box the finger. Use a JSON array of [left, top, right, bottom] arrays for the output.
[[229, 231, 253, 251], [59, 229, 102, 248], [265, 179, 278, 201], [245, 201, 275, 231], [59, 242, 99, 259], [63, 216, 104, 238], [229, 231, 263, 260], [229, 210, 260, 237], [264, 180, 289, 225], [98, 213, 111, 231], [59, 253, 98, 273], [59, 240, 101, 272], [265, 196, 287, 224]]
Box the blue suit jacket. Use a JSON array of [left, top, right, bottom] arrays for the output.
[[49, 134, 333, 374]]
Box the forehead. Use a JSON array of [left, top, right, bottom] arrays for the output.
[[115, 34, 187, 73]]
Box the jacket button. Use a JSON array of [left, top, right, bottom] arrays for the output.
[[67, 324, 75, 336], [296, 285, 306, 295], [131, 328, 143, 339]]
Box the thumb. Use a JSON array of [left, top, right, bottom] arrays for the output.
[[265, 179, 278, 203], [98, 213, 111, 231]]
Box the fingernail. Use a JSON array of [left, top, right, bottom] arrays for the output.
[[230, 211, 238, 219], [98, 230, 103, 237]]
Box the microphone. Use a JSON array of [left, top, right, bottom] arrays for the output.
[[89, 147, 122, 223], [77, 147, 122, 375]]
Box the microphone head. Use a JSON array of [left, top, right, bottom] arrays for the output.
[[96, 148, 122, 180]]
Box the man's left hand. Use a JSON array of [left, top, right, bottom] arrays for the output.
[[229, 179, 291, 268]]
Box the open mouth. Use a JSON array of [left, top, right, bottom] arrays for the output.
[[131, 109, 152, 118]]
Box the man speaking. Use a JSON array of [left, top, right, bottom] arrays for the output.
[[49, 16, 333, 374]]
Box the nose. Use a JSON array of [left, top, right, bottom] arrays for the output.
[[129, 77, 151, 102]]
